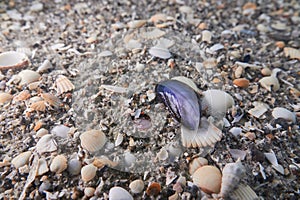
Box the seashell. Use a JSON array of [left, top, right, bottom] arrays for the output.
[[219, 160, 246, 197], [156, 148, 168, 161], [208, 43, 224, 53], [36, 128, 49, 137], [81, 164, 97, 182], [189, 157, 208, 175], [36, 134, 57, 154], [50, 155, 67, 174], [18, 70, 40, 86], [235, 66, 244, 78], [231, 184, 259, 200], [229, 149, 247, 161], [40, 93, 61, 108], [229, 127, 242, 137], [99, 50, 113, 57], [129, 179, 144, 194], [68, 159, 82, 175], [202, 30, 212, 43], [51, 125, 70, 138], [13, 90, 30, 102], [201, 89, 234, 116], [11, 151, 32, 169], [37, 59, 52, 73], [284, 47, 300, 60], [80, 130, 107, 153], [146, 182, 161, 196], [261, 67, 272, 76], [0, 92, 13, 104], [264, 150, 284, 175], [30, 100, 46, 112], [272, 107, 296, 123], [171, 76, 201, 94], [84, 187, 95, 197], [150, 13, 168, 23], [155, 79, 201, 130], [192, 165, 222, 194], [37, 157, 49, 176], [179, 6, 193, 13], [109, 187, 133, 200], [259, 76, 280, 91], [233, 78, 250, 88], [142, 28, 166, 39], [0, 51, 29, 70], [55, 75, 75, 95], [127, 20, 147, 28], [93, 156, 118, 168], [125, 39, 142, 50], [115, 133, 123, 146], [248, 102, 269, 118], [149, 46, 171, 59]]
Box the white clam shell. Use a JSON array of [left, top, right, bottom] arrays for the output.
[[81, 164, 97, 182], [129, 179, 144, 194], [37, 157, 49, 176], [248, 102, 269, 118], [149, 46, 171, 59], [272, 107, 296, 123], [50, 155, 68, 174], [80, 130, 107, 153], [259, 76, 280, 91], [11, 151, 32, 169], [189, 157, 208, 175], [18, 70, 40, 86], [37, 59, 52, 73], [36, 134, 57, 154], [55, 75, 75, 95], [84, 187, 95, 197], [109, 186, 133, 200], [51, 125, 70, 138], [0, 51, 29, 70]]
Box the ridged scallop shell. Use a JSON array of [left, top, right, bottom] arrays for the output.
[[0, 51, 29, 70], [189, 157, 208, 175], [50, 155, 67, 174], [109, 187, 133, 200], [219, 160, 246, 197], [231, 184, 259, 200], [80, 130, 107, 153], [55, 75, 75, 95], [36, 134, 57, 154], [18, 70, 40, 86], [30, 100, 46, 112], [81, 164, 97, 182], [93, 156, 118, 168], [129, 179, 144, 194], [192, 165, 222, 194], [272, 107, 296, 123], [0, 92, 13, 104], [11, 151, 32, 169], [40, 93, 61, 108], [284, 47, 300, 60], [13, 90, 30, 102]]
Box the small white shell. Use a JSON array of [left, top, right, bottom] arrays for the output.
[[37, 59, 52, 73], [109, 186, 133, 200], [248, 102, 269, 118], [50, 155, 68, 174], [80, 130, 107, 153], [259, 76, 280, 91], [68, 159, 82, 175], [284, 47, 300, 60], [11, 151, 32, 169], [0, 51, 29, 70], [127, 20, 147, 28], [149, 46, 171, 59], [84, 187, 95, 197], [171, 76, 201, 93], [129, 179, 144, 194], [0, 92, 13, 104], [142, 28, 166, 39], [37, 157, 49, 176], [115, 133, 123, 146], [189, 157, 208, 175], [264, 150, 285, 175], [18, 70, 40, 86], [81, 164, 97, 182], [55, 75, 75, 95], [36, 134, 57, 154], [219, 160, 246, 197], [51, 125, 70, 138], [272, 107, 296, 123], [36, 128, 49, 137]]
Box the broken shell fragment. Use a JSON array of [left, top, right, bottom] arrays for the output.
[[146, 182, 161, 196], [13, 90, 30, 102], [0, 92, 13, 104], [248, 102, 269, 118], [40, 93, 61, 108], [55, 75, 75, 95], [189, 157, 208, 175], [81, 164, 97, 182], [192, 165, 222, 194], [80, 130, 107, 153], [127, 20, 147, 28], [142, 28, 165, 39], [284, 47, 300, 60], [149, 46, 171, 59], [30, 100, 46, 112], [50, 155, 68, 174], [0, 51, 29, 70], [37, 157, 49, 176], [129, 179, 144, 194], [37, 59, 52, 73], [18, 70, 40, 86], [219, 160, 246, 197], [109, 187, 133, 200], [11, 151, 32, 169], [272, 107, 296, 123], [36, 134, 57, 154]]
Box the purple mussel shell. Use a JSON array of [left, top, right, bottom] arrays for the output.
[[155, 80, 201, 130]]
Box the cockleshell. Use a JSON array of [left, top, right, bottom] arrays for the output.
[[81, 164, 97, 182], [18, 70, 40, 86], [192, 165, 222, 194], [51, 125, 70, 138], [80, 130, 107, 153], [11, 151, 32, 169], [231, 184, 259, 200], [284, 47, 300, 60], [40, 93, 61, 108], [129, 179, 144, 194], [189, 157, 208, 175], [36, 134, 57, 154], [55, 75, 75, 95], [50, 155, 68, 174], [13, 90, 30, 102], [272, 107, 296, 123], [109, 187, 133, 200], [0, 92, 13, 104], [219, 160, 246, 197], [0, 51, 29, 70], [30, 100, 46, 112]]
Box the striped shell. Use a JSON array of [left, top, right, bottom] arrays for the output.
[[50, 155, 68, 174], [55, 75, 75, 95], [81, 164, 97, 182], [0, 92, 13, 104], [80, 130, 107, 153], [30, 100, 46, 112], [40, 93, 61, 108]]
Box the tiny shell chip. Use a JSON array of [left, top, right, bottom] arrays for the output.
[[36, 134, 57, 154], [192, 165, 222, 194], [149, 46, 171, 59], [156, 148, 168, 161], [284, 47, 300, 60], [109, 187, 133, 200], [259, 76, 280, 91], [80, 130, 107, 153], [18, 70, 40, 86], [40, 93, 61, 108], [146, 182, 161, 196], [189, 157, 208, 175], [37, 59, 52, 73], [0, 92, 13, 104], [55, 75, 75, 95], [50, 155, 68, 174], [272, 107, 296, 123], [81, 164, 97, 182], [11, 151, 32, 169], [142, 28, 166, 39], [0, 51, 29, 70], [129, 179, 144, 194]]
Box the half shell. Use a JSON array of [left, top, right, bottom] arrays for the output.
[[272, 107, 296, 123], [36, 134, 57, 154], [129, 179, 144, 194], [80, 130, 107, 153], [55, 75, 75, 95], [109, 187, 133, 200], [81, 164, 97, 182], [40, 93, 61, 108], [0, 51, 29, 70], [50, 155, 68, 174], [11, 151, 32, 169], [189, 157, 208, 175], [18, 70, 40, 86], [0, 92, 13, 104]]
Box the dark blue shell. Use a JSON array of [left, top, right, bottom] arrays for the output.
[[155, 80, 201, 130]]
